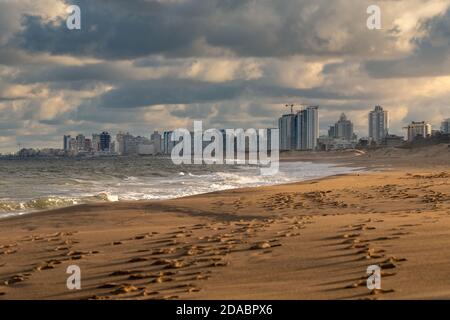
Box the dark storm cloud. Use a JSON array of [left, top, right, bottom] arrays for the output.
[[89, 78, 373, 109], [0, 97, 26, 102], [170, 104, 216, 119], [12, 62, 132, 84], [14, 0, 384, 60], [15, 0, 208, 59], [95, 79, 245, 108]]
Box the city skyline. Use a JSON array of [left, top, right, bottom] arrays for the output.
[[2, 1, 450, 153], [7, 105, 449, 156]]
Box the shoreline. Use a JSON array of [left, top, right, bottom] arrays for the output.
[[0, 158, 366, 221], [0, 170, 364, 223]]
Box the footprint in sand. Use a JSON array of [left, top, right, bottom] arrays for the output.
[[207, 261, 229, 268], [165, 260, 186, 269], [250, 241, 281, 250], [3, 273, 31, 285], [185, 246, 204, 256], [184, 271, 211, 281], [342, 233, 360, 239], [111, 284, 142, 295], [141, 290, 160, 297], [187, 286, 201, 293], [97, 282, 123, 289], [127, 272, 157, 280], [0, 243, 17, 249], [110, 269, 143, 276], [0, 249, 17, 255], [345, 279, 366, 289], [54, 246, 70, 251], [357, 248, 386, 260], [152, 276, 174, 284], [370, 288, 395, 295], [371, 236, 400, 242], [35, 263, 55, 271], [128, 257, 149, 263], [382, 256, 407, 265], [342, 238, 362, 245]]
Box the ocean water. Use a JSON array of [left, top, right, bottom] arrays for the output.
[[0, 156, 361, 218]]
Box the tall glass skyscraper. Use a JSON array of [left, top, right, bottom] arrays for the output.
[[63, 135, 71, 151], [279, 106, 319, 151], [278, 114, 296, 151], [304, 106, 319, 150], [331, 113, 354, 141], [99, 132, 111, 151], [369, 106, 389, 144]]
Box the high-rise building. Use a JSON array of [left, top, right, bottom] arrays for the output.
[[405, 121, 432, 142], [369, 105, 389, 144], [279, 106, 319, 151], [63, 135, 71, 151], [295, 110, 306, 150], [151, 131, 162, 154], [304, 106, 319, 150], [328, 126, 335, 139], [76, 134, 85, 151], [441, 118, 450, 134], [122, 134, 154, 155], [92, 134, 101, 152], [115, 132, 125, 155], [116, 132, 134, 155], [162, 131, 175, 155], [331, 113, 354, 141], [278, 114, 296, 151], [99, 132, 111, 151], [84, 139, 92, 151], [68, 138, 77, 151]]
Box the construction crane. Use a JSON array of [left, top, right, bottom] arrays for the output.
[[285, 104, 295, 114], [284, 103, 311, 114]]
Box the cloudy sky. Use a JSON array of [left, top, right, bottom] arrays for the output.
[[1, 0, 450, 152]]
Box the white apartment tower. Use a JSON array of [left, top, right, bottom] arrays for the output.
[[151, 131, 162, 154], [369, 106, 389, 144], [304, 106, 319, 150]]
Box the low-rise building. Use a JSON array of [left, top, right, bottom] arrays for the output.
[[382, 134, 404, 147], [441, 118, 450, 134], [405, 121, 432, 142], [318, 136, 357, 151]]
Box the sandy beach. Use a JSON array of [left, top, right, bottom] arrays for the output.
[[0, 145, 449, 300]]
